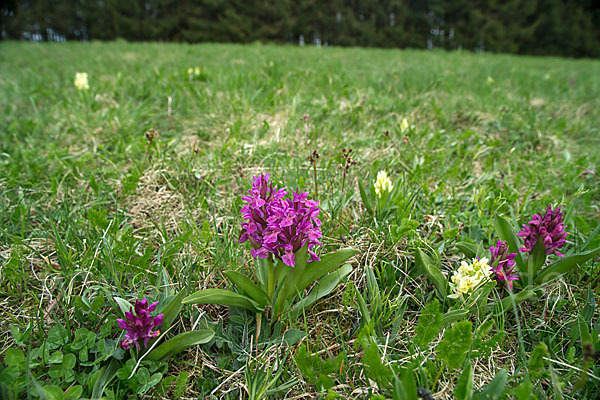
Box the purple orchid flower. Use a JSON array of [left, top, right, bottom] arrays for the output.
[[116, 298, 163, 350], [518, 205, 568, 257], [489, 240, 519, 290], [239, 173, 322, 267]]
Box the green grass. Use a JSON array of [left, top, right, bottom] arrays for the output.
[[0, 41, 599, 399]]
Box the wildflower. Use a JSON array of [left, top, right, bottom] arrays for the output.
[[518, 205, 567, 257], [449, 257, 492, 299], [374, 170, 393, 198], [487, 76, 494, 84], [74, 72, 89, 90], [188, 67, 201, 79], [489, 240, 519, 289], [116, 298, 163, 350], [400, 118, 409, 133], [239, 173, 322, 267]]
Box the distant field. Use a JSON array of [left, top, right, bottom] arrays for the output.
[[1, 41, 599, 399]]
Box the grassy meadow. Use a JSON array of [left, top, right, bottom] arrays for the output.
[[0, 41, 599, 399]]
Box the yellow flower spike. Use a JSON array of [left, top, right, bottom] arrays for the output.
[[74, 72, 89, 90], [448, 257, 492, 299], [400, 118, 409, 133], [487, 76, 494, 84], [374, 170, 393, 199]]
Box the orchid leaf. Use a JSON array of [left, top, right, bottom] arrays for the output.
[[223, 270, 270, 307], [456, 242, 478, 259], [443, 309, 470, 326], [499, 290, 536, 313], [358, 179, 374, 215], [297, 248, 358, 291], [158, 290, 186, 332], [114, 297, 133, 316], [526, 239, 547, 284], [182, 289, 263, 312], [535, 247, 600, 284], [272, 244, 308, 317], [91, 359, 120, 399], [414, 248, 448, 298], [146, 330, 214, 362], [288, 263, 352, 319], [455, 362, 474, 400], [474, 369, 507, 400]]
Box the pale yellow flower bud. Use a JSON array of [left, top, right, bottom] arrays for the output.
[[74, 72, 89, 90], [374, 170, 393, 199]]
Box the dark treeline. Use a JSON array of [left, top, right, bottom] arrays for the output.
[[1, 0, 599, 57]]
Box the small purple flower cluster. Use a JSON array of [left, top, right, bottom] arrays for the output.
[[239, 173, 322, 267], [489, 240, 519, 289], [518, 205, 567, 257], [117, 298, 163, 350]]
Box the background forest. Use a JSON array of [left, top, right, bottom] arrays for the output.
[[1, 0, 600, 57]]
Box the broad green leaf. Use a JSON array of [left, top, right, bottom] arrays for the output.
[[577, 315, 592, 347], [399, 368, 418, 400], [474, 369, 507, 400], [493, 215, 525, 272], [581, 287, 596, 324], [272, 245, 308, 317], [5, 348, 25, 366], [223, 270, 270, 307], [42, 385, 64, 400], [358, 179, 374, 215], [437, 321, 473, 370], [49, 351, 63, 364], [183, 289, 263, 311], [455, 362, 474, 400], [415, 249, 448, 298], [63, 353, 76, 369], [365, 266, 380, 303], [288, 264, 352, 319], [271, 329, 306, 346], [535, 247, 600, 284], [513, 378, 532, 400], [255, 257, 270, 291], [91, 359, 120, 398], [442, 309, 470, 326], [47, 324, 69, 349], [392, 369, 418, 400], [581, 223, 600, 251], [297, 248, 358, 294], [146, 330, 215, 361], [456, 242, 478, 259], [354, 286, 371, 326], [64, 385, 83, 400], [415, 300, 443, 348], [526, 239, 547, 284], [499, 290, 536, 313], [114, 297, 134, 316], [159, 290, 186, 331]]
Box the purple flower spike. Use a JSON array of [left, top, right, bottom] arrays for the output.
[[518, 205, 568, 257], [489, 240, 519, 290], [116, 298, 163, 350], [239, 173, 322, 267]]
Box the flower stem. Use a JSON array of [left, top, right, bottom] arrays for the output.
[[267, 258, 276, 299], [312, 163, 319, 201]]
